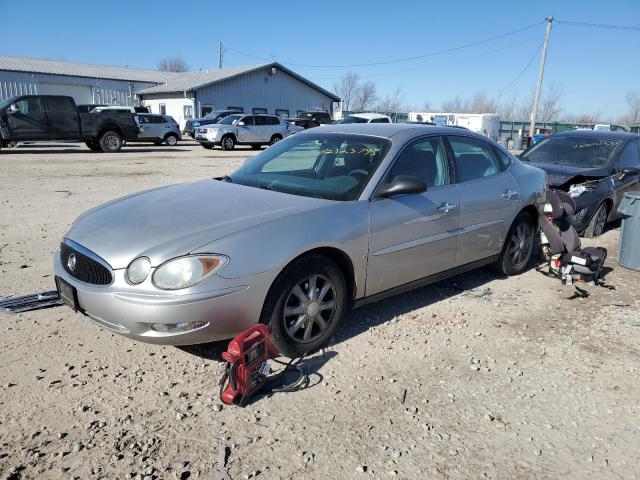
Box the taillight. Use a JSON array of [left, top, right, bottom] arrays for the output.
[[546, 213, 554, 222]]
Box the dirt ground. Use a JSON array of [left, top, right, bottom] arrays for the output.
[[1, 141, 639, 480]]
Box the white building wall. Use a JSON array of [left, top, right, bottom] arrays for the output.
[[140, 93, 195, 130], [0, 70, 156, 105]]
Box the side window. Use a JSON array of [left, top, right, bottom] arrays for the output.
[[46, 97, 74, 112], [386, 137, 450, 188], [241, 116, 255, 126], [493, 146, 512, 170], [150, 116, 164, 124], [15, 97, 42, 114], [268, 116, 280, 125], [448, 137, 501, 183], [618, 142, 640, 170], [137, 115, 150, 124], [254, 116, 268, 126], [371, 117, 390, 123]]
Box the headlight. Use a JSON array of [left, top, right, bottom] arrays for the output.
[[152, 255, 228, 290], [193, 122, 200, 127], [127, 257, 151, 285], [568, 184, 588, 197]]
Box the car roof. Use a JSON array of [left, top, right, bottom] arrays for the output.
[[554, 130, 639, 141], [309, 123, 488, 139]]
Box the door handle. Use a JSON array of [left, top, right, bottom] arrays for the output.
[[437, 203, 457, 213], [501, 190, 519, 199]]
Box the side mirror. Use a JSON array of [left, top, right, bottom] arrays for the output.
[[237, 121, 245, 126], [377, 175, 427, 198], [7, 104, 19, 114]]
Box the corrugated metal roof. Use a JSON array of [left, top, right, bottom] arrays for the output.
[[135, 64, 269, 94], [0, 55, 178, 83], [136, 62, 340, 101]]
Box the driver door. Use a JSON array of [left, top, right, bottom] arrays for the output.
[[611, 139, 640, 218], [7, 97, 49, 139], [236, 115, 257, 143], [366, 136, 460, 296]]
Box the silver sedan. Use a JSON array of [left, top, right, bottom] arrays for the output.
[[54, 124, 547, 356]]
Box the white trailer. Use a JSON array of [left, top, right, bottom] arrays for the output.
[[408, 112, 501, 140]]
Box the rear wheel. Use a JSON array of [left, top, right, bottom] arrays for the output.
[[98, 131, 123, 152], [164, 134, 178, 146], [261, 255, 347, 358], [584, 203, 608, 238], [221, 135, 235, 151], [496, 211, 535, 276]]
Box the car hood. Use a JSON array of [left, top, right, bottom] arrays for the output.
[[527, 162, 608, 187], [65, 180, 331, 269]]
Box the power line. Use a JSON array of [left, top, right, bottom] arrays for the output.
[[229, 20, 545, 68], [498, 40, 544, 96], [556, 20, 640, 31]]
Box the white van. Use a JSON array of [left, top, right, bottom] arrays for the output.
[[408, 112, 500, 140]]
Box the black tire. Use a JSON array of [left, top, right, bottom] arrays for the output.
[[85, 140, 101, 152], [164, 134, 178, 146], [260, 255, 348, 358], [495, 211, 535, 276], [269, 134, 282, 146], [98, 130, 123, 152], [583, 203, 608, 238], [250, 144, 262, 150], [221, 135, 235, 151]]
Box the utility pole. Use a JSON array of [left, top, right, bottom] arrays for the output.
[[529, 16, 553, 140], [218, 42, 224, 69]]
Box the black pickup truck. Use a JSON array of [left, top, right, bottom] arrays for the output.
[[286, 111, 332, 129], [0, 95, 140, 152]]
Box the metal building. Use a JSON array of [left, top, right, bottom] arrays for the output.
[[0, 56, 340, 130], [136, 62, 339, 130], [0, 55, 175, 106]]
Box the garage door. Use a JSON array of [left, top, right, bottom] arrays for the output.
[[38, 83, 93, 104]]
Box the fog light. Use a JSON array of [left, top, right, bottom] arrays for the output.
[[151, 321, 209, 333]]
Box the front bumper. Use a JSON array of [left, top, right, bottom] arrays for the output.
[[53, 250, 273, 345]]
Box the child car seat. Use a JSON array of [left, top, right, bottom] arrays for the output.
[[538, 189, 607, 284]]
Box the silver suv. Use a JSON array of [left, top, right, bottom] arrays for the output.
[[134, 114, 181, 146], [195, 113, 291, 150]]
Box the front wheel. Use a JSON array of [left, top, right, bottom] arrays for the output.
[[98, 131, 123, 152], [496, 211, 535, 276], [261, 255, 348, 358], [269, 135, 282, 146], [221, 135, 235, 151], [583, 203, 608, 238], [164, 134, 178, 146]]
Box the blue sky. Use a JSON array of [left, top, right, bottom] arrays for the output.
[[1, 0, 638, 117]]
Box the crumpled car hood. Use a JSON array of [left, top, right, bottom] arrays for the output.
[[529, 162, 608, 187], [65, 179, 329, 269]]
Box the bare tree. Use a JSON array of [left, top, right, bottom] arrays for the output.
[[539, 82, 563, 121], [497, 92, 519, 121], [469, 90, 497, 114], [378, 87, 405, 114], [332, 72, 360, 111], [441, 96, 469, 113], [625, 91, 640, 124], [158, 56, 188, 72], [353, 81, 378, 111]]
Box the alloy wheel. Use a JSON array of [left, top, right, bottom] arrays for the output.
[[283, 274, 337, 343], [166, 135, 177, 146], [104, 135, 120, 150], [508, 222, 533, 268], [593, 205, 607, 237]]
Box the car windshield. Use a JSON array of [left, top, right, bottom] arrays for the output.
[[204, 111, 226, 120], [228, 133, 391, 201], [334, 116, 369, 124], [218, 114, 242, 125], [521, 136, 622, 168]]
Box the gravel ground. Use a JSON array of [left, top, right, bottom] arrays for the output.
[[1, 141, 639, 480]]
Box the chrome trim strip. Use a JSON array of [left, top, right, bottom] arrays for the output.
[[459, 219, 503, 234], [373, 229, 458, 256]]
